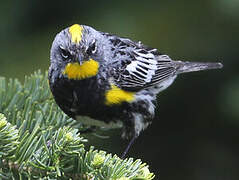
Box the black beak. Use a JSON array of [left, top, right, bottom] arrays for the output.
[[78, 54, 84, 65]]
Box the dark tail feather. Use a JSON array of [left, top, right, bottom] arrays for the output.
[[175, 61, 223, 74]]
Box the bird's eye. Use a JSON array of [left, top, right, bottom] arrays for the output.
[[59, 46, 71, 59], [86, 40, 97, 55]]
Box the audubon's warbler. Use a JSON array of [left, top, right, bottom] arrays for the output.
[[49, 24, 222, 156]]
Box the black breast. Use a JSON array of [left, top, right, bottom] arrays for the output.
[[49, 73, 126, 123]]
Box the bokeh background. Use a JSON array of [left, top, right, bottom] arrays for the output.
[[1, 0, 239, 179]]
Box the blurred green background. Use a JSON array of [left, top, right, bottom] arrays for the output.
[[1, 0, 239, 179]]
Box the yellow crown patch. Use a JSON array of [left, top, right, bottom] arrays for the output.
[[69, 24, 83, 44]]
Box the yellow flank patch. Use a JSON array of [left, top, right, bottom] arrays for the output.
[[105, 84, 135, 105], [69, 24, 83, 44], [63, 59, 99, 80]]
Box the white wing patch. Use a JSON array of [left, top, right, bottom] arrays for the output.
[[135, 51, 155, 59], [126, 51, 158, 83]]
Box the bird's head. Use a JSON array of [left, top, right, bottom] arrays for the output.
[[50, 24, 103, 80]]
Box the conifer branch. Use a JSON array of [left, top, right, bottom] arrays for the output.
[[0, 71, 155, 179]]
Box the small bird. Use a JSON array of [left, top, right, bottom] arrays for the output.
[[49, 24, 223, 157]]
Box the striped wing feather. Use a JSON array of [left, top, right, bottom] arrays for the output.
[[108, 36, 177, 91], [119, 48, 176, 90]]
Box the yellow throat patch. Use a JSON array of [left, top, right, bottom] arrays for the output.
[[69, 24, 83, 44], [63, 59, 99, 80], [105, 84, 135, 105]]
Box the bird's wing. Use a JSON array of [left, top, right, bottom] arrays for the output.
[[110, 37, 177, 91]]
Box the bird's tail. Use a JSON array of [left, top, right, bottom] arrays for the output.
[[175, 61, 223, 74]]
